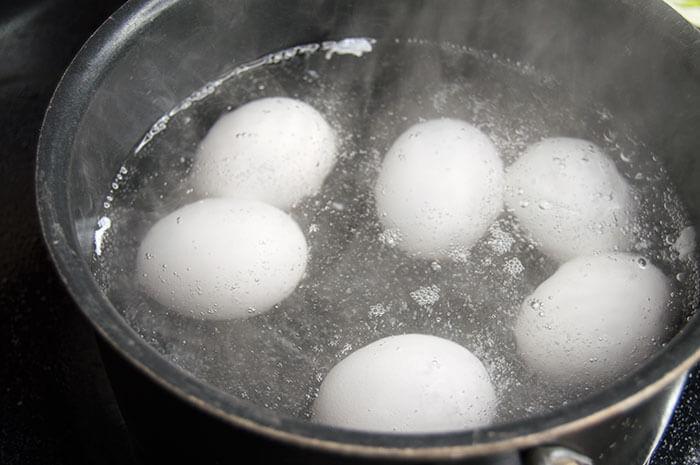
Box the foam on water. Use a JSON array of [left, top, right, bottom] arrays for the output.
[[91, 38, 699, 425]]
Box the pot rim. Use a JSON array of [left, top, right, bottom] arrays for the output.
[[35, 0, 700, 459]]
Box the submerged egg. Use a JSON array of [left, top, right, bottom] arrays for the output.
[[505, 138, 636, 262], [312, 334, 497, 433], [191, 97, 337, 210], [136, 198, 308, 320], [514, 253, 670, 385], [375, 119, 504, 259]]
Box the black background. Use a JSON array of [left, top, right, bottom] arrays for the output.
[[0, 1, 697, 463]]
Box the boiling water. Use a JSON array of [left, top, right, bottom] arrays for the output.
[[92, 38, 699, 424]]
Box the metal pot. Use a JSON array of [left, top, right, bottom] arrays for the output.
[[36, 0, 700, 463]]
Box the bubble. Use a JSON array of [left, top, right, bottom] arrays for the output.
[[503, 257, 524, 277], [410, 285, 440, 307], [378, 228, 403, 247], [538, 201, 552, 211], [487, 223, 515, 256], [369, 303, 389, 318]]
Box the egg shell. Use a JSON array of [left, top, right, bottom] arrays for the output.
[[505, 137, 636, 262], [514, 253, 670, 386], [136, 198, 308, 320], [191, 97, 337, 210], [312, 334, 497, 433], [375, 119, 504, 259]]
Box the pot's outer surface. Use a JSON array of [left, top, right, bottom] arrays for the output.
[[37, 0, 700, 461]]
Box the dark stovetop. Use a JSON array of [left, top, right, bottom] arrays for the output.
[[0, 1, 697, 464]]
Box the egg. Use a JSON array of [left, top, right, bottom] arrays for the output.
[[505, 138, 636, 262], [136, 198, 308, 320], [514, 253, 670, 385], [191, 97, 337, 210], [375, 119, 504, 259], [312, 334, 497, 433]]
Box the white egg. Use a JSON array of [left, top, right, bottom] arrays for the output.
[[191, 97, 337, 210], [136, 198, 308, 320], [505, 138, 636, 262], [514, 253, 670, 385], [312, 334, 497, 433], [375, 119, 504, 259]]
